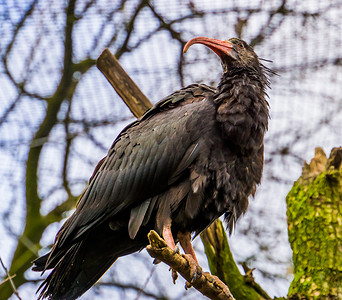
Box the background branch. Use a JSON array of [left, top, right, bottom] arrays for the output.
[[0, 257, 22, 300]]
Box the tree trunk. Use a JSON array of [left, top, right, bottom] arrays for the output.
[[286, 147, 342, 299], [201, 220, 270, 300]]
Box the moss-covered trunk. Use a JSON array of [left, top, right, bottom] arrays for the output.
[[201, 220, 271, 300], [286, 147, 342, 299]]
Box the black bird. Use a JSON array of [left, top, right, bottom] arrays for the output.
[[33, 37, 270, 299]]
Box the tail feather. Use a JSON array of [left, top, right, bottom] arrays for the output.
[[32, 253, 50, 272], [33, 222, 148, 299], [37, 243, 117, 300]]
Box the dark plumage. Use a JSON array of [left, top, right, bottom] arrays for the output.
[[33, 37, 270, 299]]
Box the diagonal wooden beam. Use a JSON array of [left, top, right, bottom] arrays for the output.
[[96, 48, 153, 118]]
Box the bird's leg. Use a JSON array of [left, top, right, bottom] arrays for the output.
[[162, 218, 179, 283], [177, 231, 199, 264], [177, 231, 202, 285], [162, 218, 177, 251]]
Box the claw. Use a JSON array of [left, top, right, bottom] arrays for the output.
[[173, 246, 180, 255], [203, 271, 214, 283], [212, 275, 220, 287], [182, 254, 202, 284], [210, 274, 227, 291], [170, 268, 178, 284], [185, 281, 192, 290]]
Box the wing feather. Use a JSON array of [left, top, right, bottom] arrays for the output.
[[53, 84, 217, 249], [128, 199, 151, 239]]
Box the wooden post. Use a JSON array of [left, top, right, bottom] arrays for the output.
[[96, 48, 153, 118]]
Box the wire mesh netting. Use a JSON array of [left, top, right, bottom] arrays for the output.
[[1, 0, 341, 299]]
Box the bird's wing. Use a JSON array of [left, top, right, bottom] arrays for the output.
[[54, 84, 216, 248]]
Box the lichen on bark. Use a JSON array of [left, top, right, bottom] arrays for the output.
[[286, 147, 342, 299]]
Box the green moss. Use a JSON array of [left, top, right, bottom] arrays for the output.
[[286, 165, 342, 299], [201, 220, 269, 299]]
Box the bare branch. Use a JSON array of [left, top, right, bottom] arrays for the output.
[[3, 0, 39, 62], [25, 278, 169, 300], [96, 280, 168, 300], [88, 0, 127, 54], [114, 0, 150, 59], [44, 194, 78, 225], [0, 257, 22, 300], [146, 231, 235, 300], [62, 96, 74, 198]]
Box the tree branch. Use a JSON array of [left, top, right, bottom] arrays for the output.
[[0, 1, 79, 298], [146, 230, 235, 300], [95, 281, 168, 300], [114, 0, 150, 59], [201, 220, 270, 300], [0, 257, 22, 300]]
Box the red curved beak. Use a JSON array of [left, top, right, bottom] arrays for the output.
[[183, 37, 233, 58]]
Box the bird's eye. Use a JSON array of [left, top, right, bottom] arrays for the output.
[[230, 38, 244, 50], [235, 42, 244, 51]]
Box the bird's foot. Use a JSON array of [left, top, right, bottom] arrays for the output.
[[181, 253, 202, 288], [173, 246, 180, 255], [169, 267, 178, 284], [185, 280, 192, 290], [208, 273, 234, 296], [203, 272, 227, 290], [167, 247, 181, 284]]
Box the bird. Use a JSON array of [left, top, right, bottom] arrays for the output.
[[32, 36, 271, 299]]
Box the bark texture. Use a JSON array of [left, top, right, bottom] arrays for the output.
[[201, 220, 270, 300], [286, 147, 342, 299], [146, 230, 235, 300]]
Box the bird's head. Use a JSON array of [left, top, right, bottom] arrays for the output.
[[183, 37, 262, 75]]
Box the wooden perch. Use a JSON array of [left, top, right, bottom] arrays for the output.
[[96, 48, 153, 118], [146, 230, 235, 300]]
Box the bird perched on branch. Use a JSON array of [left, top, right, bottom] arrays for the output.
[[33, 37, 271, 299]]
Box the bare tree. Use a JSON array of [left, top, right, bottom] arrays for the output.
[[1, 0, 342, 299]]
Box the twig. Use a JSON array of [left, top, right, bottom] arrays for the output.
[[146, 231, 235, 300], [0, 274, 16, 285], [0, 257, 22, 300], [135, 266, 156, 300]]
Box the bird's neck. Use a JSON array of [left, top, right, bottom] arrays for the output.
[[214, 70, 269, 152]]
